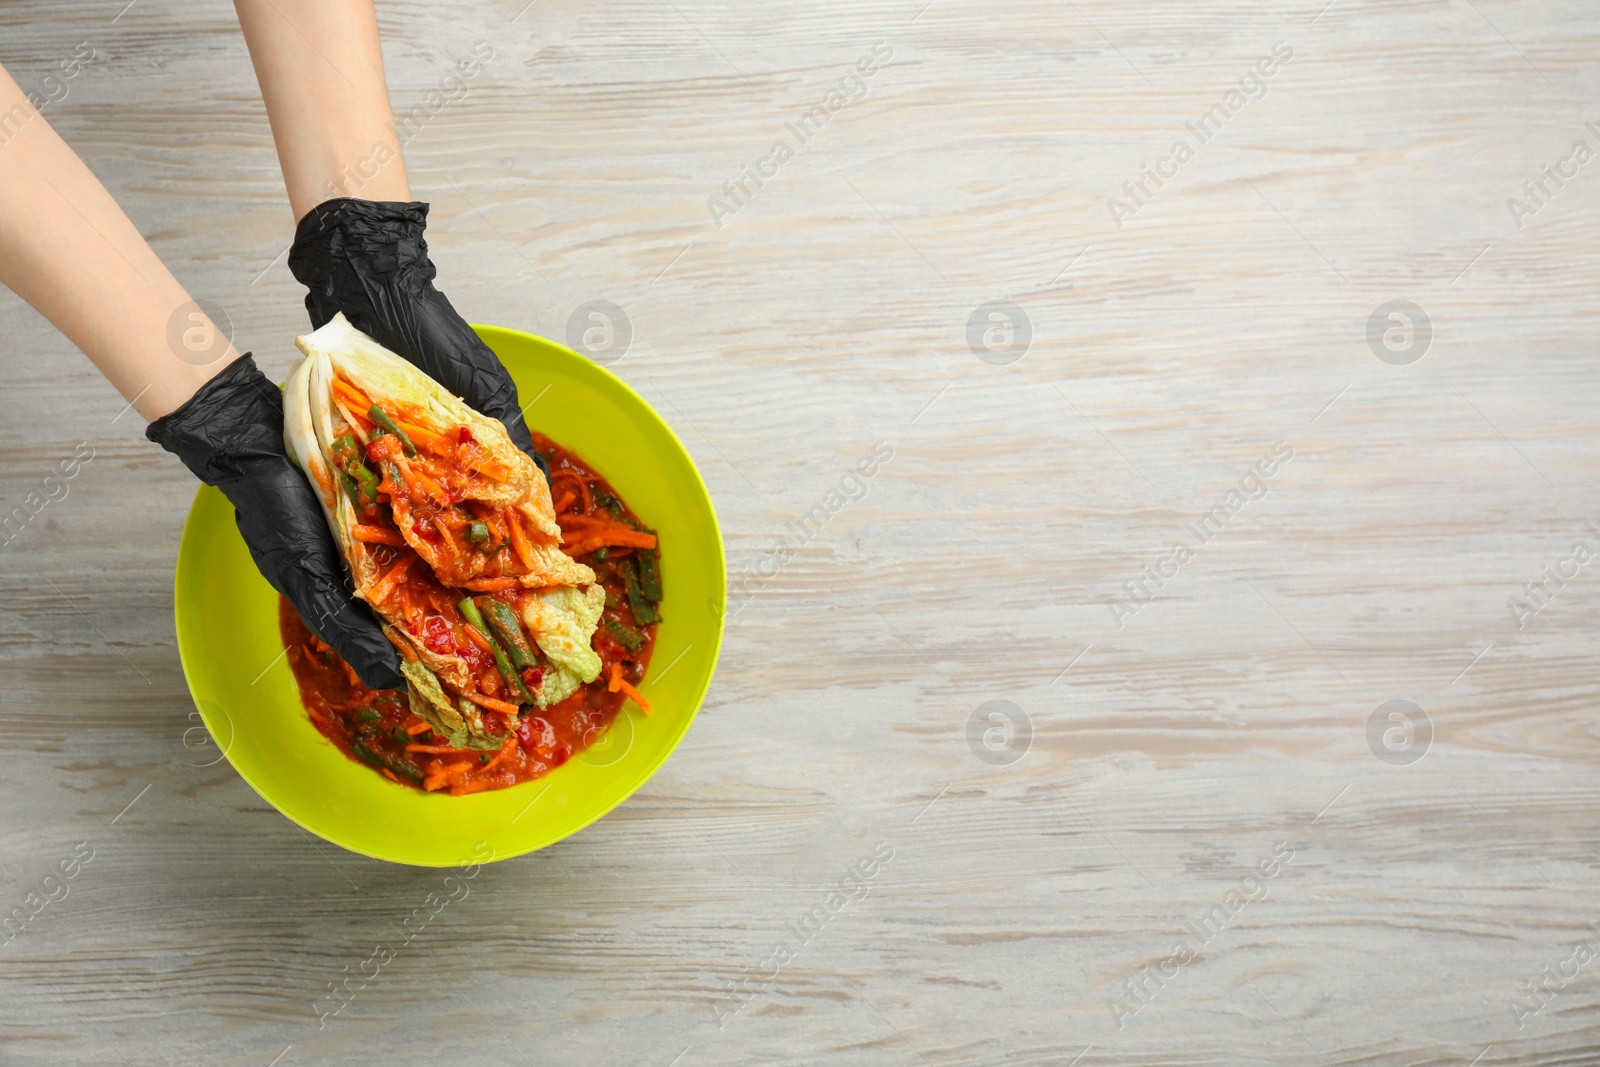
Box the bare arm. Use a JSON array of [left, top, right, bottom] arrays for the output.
[[232, 0, 411, 221], [0, 62, 240, 420]]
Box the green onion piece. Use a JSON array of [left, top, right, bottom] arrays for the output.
[[467, 521, 490, 544], [637, 545, 663, 602], [338, 471, 363, 508], [622, 557, 659, 626], [478, 597, 536, 670], [605, 618, 645, 654], [354, 707, 382, 723], [458, 597, 534, 704], [346, 455, 376, 484], [350, 741, 423, 782], [368, 404, 417, 456], [330, 434, 359, 469], [592, 547, 609, 563]]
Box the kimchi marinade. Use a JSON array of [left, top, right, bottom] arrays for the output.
[[280, 432, 659, 795]]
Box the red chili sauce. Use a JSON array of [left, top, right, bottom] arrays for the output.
[[279, 432, 659, 795]]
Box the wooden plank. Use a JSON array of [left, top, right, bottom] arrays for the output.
[[3, 0, 1600, 1063]]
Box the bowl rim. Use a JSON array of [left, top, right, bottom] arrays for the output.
[[172, 323, 727, 866]]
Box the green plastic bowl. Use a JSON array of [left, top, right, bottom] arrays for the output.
[[173, 326, 725, 866]]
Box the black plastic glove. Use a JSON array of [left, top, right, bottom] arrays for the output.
[[146, 356, 406, 690], [286, 197, 547, 477]]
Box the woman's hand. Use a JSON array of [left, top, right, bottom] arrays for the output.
[[145, 356, 406, 690], [287, 198, 548, 476]]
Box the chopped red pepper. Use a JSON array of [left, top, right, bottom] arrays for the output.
[[517, 714, 556, 756], [365, 436, 400, 464], [420, 615, 455, 655]]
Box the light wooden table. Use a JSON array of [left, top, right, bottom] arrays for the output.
[[4, 0, 1600, 1063]]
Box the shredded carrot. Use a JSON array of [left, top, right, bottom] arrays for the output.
[[507, 509, 536, 571], [404, 720, 433, 736], [331, 377, 373, 415], [605, 660, 650, 711], [562, 526, 656, 550], [406, 466, 452, 506], [557, 515, 656, 547], [381, 768, 400, 783], [424, 759, 471, 791], [460, 689, 520, 715], [481, 737, 517, 774], [616, 676, 651, 714], [406, 743, 467, 755], [394, 419, 452, 455], [564, 537, 604, 558], [485, 511, 510, 545], [610, 529, 657, 548], [466, 454, 516, 481], [369, 553, 417, 604], [461, 625, 492, 653], [552, 469, 591, 512], [552, 490, 575, 513], [351, 524, 406, 546], [465, 577, 521, 592], [450, 779, 495, 796]]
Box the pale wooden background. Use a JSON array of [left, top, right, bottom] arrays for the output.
[[2, 0, 1599, 1063]]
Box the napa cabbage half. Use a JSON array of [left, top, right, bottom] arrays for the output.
[[282, 314, 604, 746]]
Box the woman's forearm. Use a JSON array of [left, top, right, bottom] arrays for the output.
[[0, 62, 240, 420], [233, 0, 411, 221]]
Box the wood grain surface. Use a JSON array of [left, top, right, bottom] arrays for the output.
[[3, 0, 1600, 1064]]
